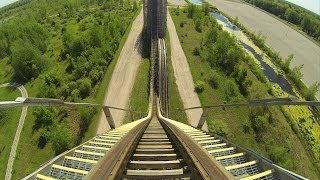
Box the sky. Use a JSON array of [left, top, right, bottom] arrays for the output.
[[285, 0, 320, 15], [0, 0, 18, 8], [0, 0, 319, 14]]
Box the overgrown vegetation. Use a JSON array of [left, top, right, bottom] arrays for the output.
[[244, 0, 320, 43], [170, 5, 320, 178], [0, 0, 138, 178]]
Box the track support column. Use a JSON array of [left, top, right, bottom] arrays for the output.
[[197, 108, 209, 129], [103, 106, 116, 129]]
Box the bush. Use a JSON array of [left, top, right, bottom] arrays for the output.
[[224, 80, 239, 101], [233, 68, 252, 97], [195, 80, 205, 93], [46, 123, 73, 154], [77, 78, 92, 99], [251, 115, 268, 134], [33, 107, 57, 130], [195, 19, 202, 32], [206, 70, 220, 89], [304, 83, 319, 101]]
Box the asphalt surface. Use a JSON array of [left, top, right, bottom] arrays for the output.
[[97, 10, 144, 134], [0, 83, 28, 180], [208, 0, 320, 99]]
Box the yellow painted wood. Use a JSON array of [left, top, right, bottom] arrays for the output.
[[94, 138, 117, 143], [225, 161, 257, 171], [36, 174, 56, 180], [82, 145, 109, 150], [74, 150, 104, 156], [240, 170, 273, 180], [64, 156, 98, 164], [51, 164, 88, 175], [209, 147, 235, 154], [203, 143, 227, 149], [88, 141, 114, 146], [216, 153, 245, 160], [198, 139, 221, 144]]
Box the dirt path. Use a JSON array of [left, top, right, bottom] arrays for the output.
[[167, 13, 208, 131], [1, 83, 28, 180], [167, 0, 187, 6], [97, 10, 144, 134], [208, 0, 320, 99]]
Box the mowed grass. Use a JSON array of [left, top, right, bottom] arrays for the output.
[[0, 87, 21, 179], [125, 58, 150, 123], [170, 9, 319, 178]]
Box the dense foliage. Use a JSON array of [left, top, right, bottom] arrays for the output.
[[187, 4, 253, 98], [0, 0, 138, 160], [244, 0, 320, 43]]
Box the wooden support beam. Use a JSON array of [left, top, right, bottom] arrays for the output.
[[102, 106, 115, 129], [197, 108, 209, 129]]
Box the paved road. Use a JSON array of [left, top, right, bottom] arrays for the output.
[[208, 0, 320, 99], [1, 83, 28, 180], [97, 10, 144, 134], [167, 13, 208, 131]]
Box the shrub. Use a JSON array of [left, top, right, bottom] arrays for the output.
[[46, 123, 73, 154], [251, 115, 268, 134], [33, 107, 57, 130], [206, 70, 220, 89], [193, 46, 200, 56], [195, 19, 202, 32], [233, 68, 252, 97], [224, 80, 239, 101], [77, 78, 92, 99], [194, 80, 205, 93], [304, 82, 319, 101]]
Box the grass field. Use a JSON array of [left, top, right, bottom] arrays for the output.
[[170, 8, 319, 178], [0, 87, 21, 179], [125, 58, 151, 122]]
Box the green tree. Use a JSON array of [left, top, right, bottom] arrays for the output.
[[46, 123, 73, 154], [33, 107, 57, 130], [284, 8, 300, 24], [77, 78, 92, 98], [11, 40, 46, 82]]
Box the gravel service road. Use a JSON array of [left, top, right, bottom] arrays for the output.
[[167, 12, 208, 130], [97, 10, 144, 134], [208, 0, 320, 99]]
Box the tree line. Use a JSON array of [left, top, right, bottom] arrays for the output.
[[244, 0, 320, 43]]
